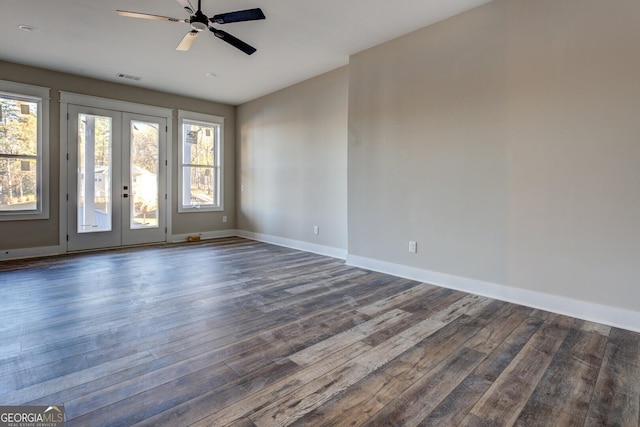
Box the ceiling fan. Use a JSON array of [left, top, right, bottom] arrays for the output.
[[116, 0, 265, 55]]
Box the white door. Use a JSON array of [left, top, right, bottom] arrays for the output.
[[121, 112, 167, 246], [67, 106, 167, 251]]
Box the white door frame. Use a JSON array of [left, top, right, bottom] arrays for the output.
[[60, 92, 173, 252]]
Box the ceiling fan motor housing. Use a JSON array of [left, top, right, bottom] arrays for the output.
[[190, 11, 209, 31]]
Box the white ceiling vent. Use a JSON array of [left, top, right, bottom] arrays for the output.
[[116, 73, 142, 81]]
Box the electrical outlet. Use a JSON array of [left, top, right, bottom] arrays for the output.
[[313, 225, 319, 235], [222, 215, 228, 223], [409, 241, 417, 253]]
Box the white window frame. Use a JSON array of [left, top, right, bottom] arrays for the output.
[[178, 110, 224, 213], [0, 80, 50, 221]]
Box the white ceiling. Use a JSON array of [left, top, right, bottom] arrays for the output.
[[0, 0, 492, 106]]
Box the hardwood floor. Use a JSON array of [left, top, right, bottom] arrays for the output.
[[0, 237, 638, 426]]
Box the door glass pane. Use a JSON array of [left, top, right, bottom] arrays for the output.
[[77, 114, 112, 233], [130, 120, 159, 229]]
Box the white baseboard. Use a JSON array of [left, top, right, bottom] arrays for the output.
[[170, 229, 239, 243], [0, 245, 64, 261], [236, 230, 347, 260], [1, 230, 238, 261], [346, 254, 640, 333]]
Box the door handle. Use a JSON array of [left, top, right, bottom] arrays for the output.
[[123, 194, 129, 198]]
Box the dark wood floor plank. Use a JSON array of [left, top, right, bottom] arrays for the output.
[[462, 313, 576, 426], [224, 308, 368, 377], [191, 341, 373, 426], [1, 290, 285, 389], [0, 237, 638, 426], [283, 267, 370, 295], [248, 333, 419, 427], [361, 346, 487, 427], [288, 308, 411, 366], [462, 302, 532, 355], [66, 362, 238, 427], [293, 307, 495, 427], [0, 351, 155, 406], [132, 359, 302, 427], [59, 339, 255, 420], [584, 327, 640, 426], [358, 288, 471, 349], [420, 304, 537, 426], [227, 418, 258, 427], [356, 282, 437, 316], [349, 302, 507, 426], [255, 275, 411, 314], [514, 326, 608, 426], [0, 353, 89, 391]]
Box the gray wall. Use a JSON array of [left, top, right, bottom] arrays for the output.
[[0, 60, 236, 250], [349, 0, 508, 285], [237, 67, 348, 250], [348, 0, 640, 311]]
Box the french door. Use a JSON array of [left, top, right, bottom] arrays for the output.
[[67, 105, 167, 251]]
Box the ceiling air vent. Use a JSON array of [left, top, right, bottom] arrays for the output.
[[116, 73, 142, 81]]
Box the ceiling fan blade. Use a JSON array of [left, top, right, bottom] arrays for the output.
[[210, 8, 265, 24], [209, 28, 257, 55], [175, 0, 194, 14], [176, 30, 200, 51], [116, 10, 186, 23]]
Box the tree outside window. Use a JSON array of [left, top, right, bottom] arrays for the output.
[[178, 111, 223, 212], [0, 81, 49, 220]]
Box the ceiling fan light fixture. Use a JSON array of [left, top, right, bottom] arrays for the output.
[[18, 24, 38, 32], [191, 21, 208, 32]]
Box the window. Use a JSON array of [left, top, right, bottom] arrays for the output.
[[178, 110, 223, 212], [0, 81, 50, 220]]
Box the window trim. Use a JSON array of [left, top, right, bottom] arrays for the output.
[[0, 80, 50, 221], [177, 110, 224, 213]]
